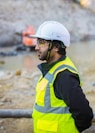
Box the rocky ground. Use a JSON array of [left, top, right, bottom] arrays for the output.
[[0, 0, 95, 47], [0, 42, 95, 133]]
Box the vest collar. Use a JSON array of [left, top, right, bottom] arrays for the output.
[[38, 55, 66, 76]]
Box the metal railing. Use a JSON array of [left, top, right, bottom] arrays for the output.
[[0, 109, 95, 123], [0, 109, 32, 118]]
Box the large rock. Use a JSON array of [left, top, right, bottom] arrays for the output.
[[0, 0, 95, 47]]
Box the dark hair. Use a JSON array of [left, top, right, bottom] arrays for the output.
[[52, 40, 66, 55]]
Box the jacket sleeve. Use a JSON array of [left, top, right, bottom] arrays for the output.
[[54, 70, 93, 132]]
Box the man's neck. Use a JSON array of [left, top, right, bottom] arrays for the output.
[[47, 54, 62, 64]]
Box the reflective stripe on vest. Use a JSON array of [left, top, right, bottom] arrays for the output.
[[34, 62, 79, 114]]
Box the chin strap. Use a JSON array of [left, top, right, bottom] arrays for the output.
[[46, 42, 53, 61]]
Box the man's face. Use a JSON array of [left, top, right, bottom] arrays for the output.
[[35, 38, 49, 61]]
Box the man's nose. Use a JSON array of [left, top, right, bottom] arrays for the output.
[[35, 44, 39, 50]]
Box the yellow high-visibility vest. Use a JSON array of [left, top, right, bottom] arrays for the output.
[[33, 56, 80, 133]]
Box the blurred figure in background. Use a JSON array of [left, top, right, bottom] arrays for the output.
[[22, 25, 35, 51]]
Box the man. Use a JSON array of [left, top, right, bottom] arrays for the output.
[[30, 21, 93, 133]]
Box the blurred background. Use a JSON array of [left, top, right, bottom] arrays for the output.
[[0, 0, 95, 133]]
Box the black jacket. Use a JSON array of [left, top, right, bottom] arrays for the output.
[[38, 55, 93, 132]]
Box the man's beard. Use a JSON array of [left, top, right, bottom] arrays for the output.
[[39, 49, 49, 61]]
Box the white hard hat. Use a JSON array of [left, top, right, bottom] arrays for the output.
[[30, 21, 70, 47]]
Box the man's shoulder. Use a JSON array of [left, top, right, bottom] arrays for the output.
[[57, 69, 79, 80]]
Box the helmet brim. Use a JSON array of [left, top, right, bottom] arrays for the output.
[[28, 34, 51, 41], [28, 34, 38, 38]]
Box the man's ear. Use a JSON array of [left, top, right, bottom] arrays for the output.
[[53, 46, 59, 52]]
